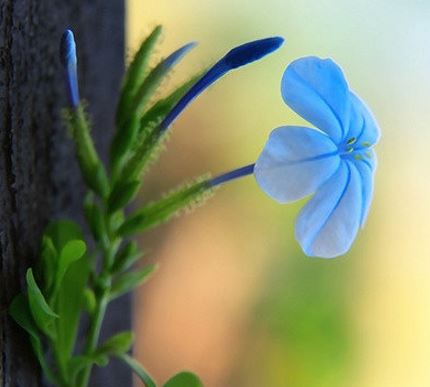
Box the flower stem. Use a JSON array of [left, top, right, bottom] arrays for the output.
[[209, 163, 255, 187]]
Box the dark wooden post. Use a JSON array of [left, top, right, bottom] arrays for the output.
[[0, 1, 130, 385]]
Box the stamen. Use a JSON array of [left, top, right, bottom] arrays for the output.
[[209, 163, 255, 187], [60, 29, 80, 108], [354, 154, 363, 161], [159, 36, 284, 132], [346, 137, 357, 145], [346, 146, 354, 153], [361, 141, 371, 147]]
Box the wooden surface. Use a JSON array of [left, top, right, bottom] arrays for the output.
[[0, 1, 129, 385]]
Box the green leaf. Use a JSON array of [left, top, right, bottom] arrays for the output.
[[45, 220, 84, 250], [111, 241, 143, 274], [118, 177, 213, 236], [117, 353, 157, 387], [9, 294, 57, 383], [44, 220, 90, 371], [55, 253, 91, 372], [108, 179, 141, 213], [163, 372, 203, 387], [68, 353, 109, 385], [110, 264, 157, 300], [96, 331, 134, 357], [56, 239, 86, 288], [26, 269, 58, 337], [117, 25, 163, 126], [40, 235, 58, 294]]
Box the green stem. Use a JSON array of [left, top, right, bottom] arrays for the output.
[[77, 288, 109, 387], [77, 207, 121, 387]]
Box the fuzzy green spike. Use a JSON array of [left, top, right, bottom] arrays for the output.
[[113, 73, 204, 183], [65, 105, 109, 198], [129, 42, 196, 121], [117, 129, 167, 185], [110, 114, 140, 174], [107, 179, 141, 213], [117, 26, 163, 125], [118, 176, 214, 236]]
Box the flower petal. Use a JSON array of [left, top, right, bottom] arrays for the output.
[[295, 161, 362, 258], [281, 56, 350, 144], [351, 150, 377, 227], [254, 126, 341, 203], [346, 92, 381, 145]]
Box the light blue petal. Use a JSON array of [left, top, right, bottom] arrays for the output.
[[295, 161, 362, 258], [281, 56, 350, 144], [346, 92, 381, 145], [254, 126, 341, 203], [351, 150, 377, 227]]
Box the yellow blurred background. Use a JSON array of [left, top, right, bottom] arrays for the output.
[[127, 1, 430, 386]]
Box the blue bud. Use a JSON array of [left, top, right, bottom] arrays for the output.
[[159, 36, 285, 131], [162, 41, 197, 68], [60, 29, 80, 108]]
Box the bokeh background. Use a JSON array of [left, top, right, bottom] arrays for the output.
[[127, 1, 430, 386]]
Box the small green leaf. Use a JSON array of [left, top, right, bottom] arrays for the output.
[[108, 179, 141, 213], [56, 239, 86, 288], [45, 220, 84, 250], [68, 353, 109, 385], [96, 331, 134, 357], [111, 241, 143, 274], [110, 264, 157, 300], [118, 177, 213, 236], [26, 269, 58, 337], [43, 220, 90, 369], [82, 288, 97, 315], [117, 353, 156, 387], [40, 236, 58, 294], [9, 294, 57, 383], [163, 372, 203, 387]]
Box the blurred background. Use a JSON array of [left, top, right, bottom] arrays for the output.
[[127, 1, 430, 386]]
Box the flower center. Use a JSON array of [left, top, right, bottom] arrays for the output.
[[340, 137, 372, 160]]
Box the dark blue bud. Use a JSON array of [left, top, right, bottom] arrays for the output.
[[222, 37, 285, 69], [159, 36, 284, 131], [60, 29, 80, 108]]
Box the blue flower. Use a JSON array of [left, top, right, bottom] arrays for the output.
[[254, 56, 380, 258]]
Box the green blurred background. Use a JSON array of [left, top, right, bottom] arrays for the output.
[[127, 1, 430, 386]]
